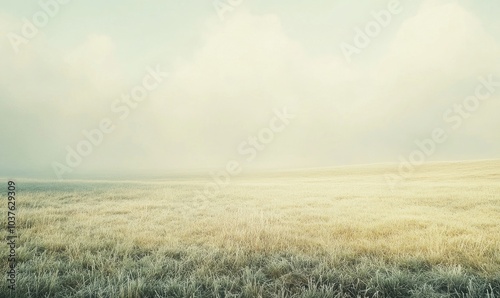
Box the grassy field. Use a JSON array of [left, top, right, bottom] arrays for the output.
[[2, 160, 500, 297]]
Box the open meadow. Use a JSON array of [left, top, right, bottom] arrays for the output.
[[2, 159, 500, 297]]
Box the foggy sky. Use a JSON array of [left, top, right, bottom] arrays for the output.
[[1, 0, 499, 179]]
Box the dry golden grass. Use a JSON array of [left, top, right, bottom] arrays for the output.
[[4, 159, 500, 297]]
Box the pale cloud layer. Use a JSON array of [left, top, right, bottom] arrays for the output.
[[0, 0, 499, 178]]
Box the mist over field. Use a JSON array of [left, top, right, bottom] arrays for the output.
[[1, 0, 500, 297], [0, 0, 500, 179]]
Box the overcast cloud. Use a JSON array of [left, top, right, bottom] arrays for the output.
[[0, 0, 499, 179]]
